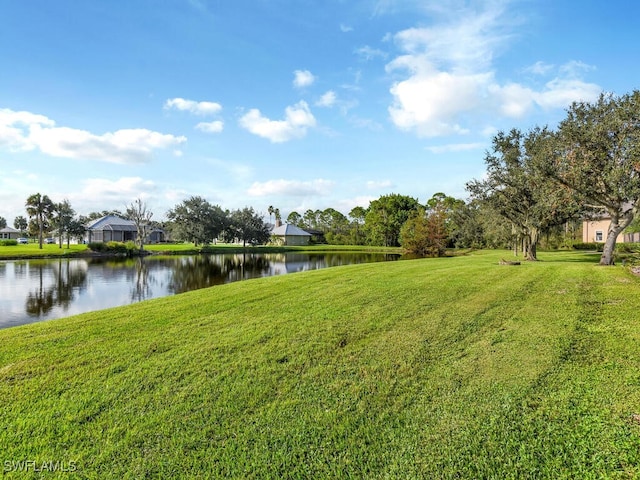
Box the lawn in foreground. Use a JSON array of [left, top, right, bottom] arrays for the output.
[[1, 250, 640, 478]]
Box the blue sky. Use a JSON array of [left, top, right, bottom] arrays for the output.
[[1, 0, 638, 223]]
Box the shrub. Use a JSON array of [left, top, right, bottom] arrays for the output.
[[571, 242, 603, 251], [88, 241, 137, 255], [88, 242, 106, 252], [105, 241, 129, 254], [0, 239, 18, 246], [617, 242, 640, 253]]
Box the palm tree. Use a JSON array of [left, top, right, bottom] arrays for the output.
[[14, 215, 28, 234], [25, 193, 55, 249], [268, 205, 274, 225]]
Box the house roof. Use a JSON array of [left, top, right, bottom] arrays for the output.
[[0, 226, 20, 233], [87, 215, 137, 232], [271, 224, 311, 236]]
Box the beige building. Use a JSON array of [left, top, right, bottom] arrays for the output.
[[582, 218, 625, 244]]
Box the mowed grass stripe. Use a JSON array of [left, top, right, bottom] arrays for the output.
[[1, 251, 639, 478]]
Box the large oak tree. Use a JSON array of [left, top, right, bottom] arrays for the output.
[[540, 91, 640, 265], [468, 128, 579, 261], [167, 196, 227, 246]]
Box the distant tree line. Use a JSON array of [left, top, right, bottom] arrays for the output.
[[4, 91, 638, 263]]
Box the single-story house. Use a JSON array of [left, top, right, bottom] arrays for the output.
[[0, 226, 21, 240], [85, 215, 165, 243], [271, 223, 312, 246]]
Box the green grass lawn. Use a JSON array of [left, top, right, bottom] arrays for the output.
[[0, 242, 88, 259], [1, 250, 640, 478]]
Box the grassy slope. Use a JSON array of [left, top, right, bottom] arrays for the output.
[[1, 250, 640, 478]]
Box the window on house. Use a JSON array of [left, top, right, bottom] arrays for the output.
[[595, 231, 603, 242]]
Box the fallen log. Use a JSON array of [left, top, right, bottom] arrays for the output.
[[499, 259, 521, 266]]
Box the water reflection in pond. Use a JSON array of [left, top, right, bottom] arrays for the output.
[[0, 252, 400, 329]]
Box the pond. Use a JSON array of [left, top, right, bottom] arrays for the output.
[[0, 252, 401, 329]]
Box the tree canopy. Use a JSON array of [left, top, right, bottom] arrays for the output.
[[227, 207, 270, 247], [468, 128, 580, 261], [539, 91, 640, 265], [364, 194, 421, 247], [25, 193, 55, 249], [52, 199, 76, 248], [167, 196, 227, 246]]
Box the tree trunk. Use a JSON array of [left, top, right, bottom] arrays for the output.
[[524, 228, 539, 261], [599, 211, 634, 265], [38, 219, 44, 249]]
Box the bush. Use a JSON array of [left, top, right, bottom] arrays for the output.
[[106, 241, 130, 255], [88, 242, 106, 252], [88, 241, 137, 255], [571, 242, 603, 251], [0, 239, 18, 246], [617, 242, 640, 253]]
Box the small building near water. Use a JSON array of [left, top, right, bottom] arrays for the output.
[[271, 223, 312, 246]]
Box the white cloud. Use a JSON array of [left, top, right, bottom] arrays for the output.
[[71, 177, 157, 211], [559, 60, 596, 77], [164, 97, 222, 115], [490, 82, 536, 117], [525, 61, 554, 75], [0, 109, 55, 150], [340, 24, 353, 33], [355, 46, 388, 61], [388, 56, 489, 136], [293, 70, 316, 88], [534, 78, 601, 109], [425, 142, 486, 154], [239, 101, 316, 143], [31, 125, 185, 164], [316, 91, 337, 108], [386, 3, 602, 137], [0, 108, 186, 163], [247, 178, 334, 197], [196, 120, 224, 133]]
